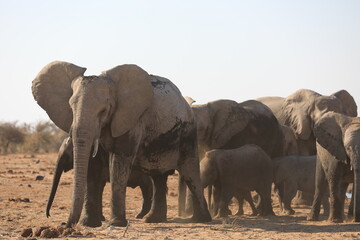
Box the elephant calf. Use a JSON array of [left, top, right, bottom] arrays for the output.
[[273, 155, 329, 215], [47, 138, 153, 227], [200, 144, 274, 218]]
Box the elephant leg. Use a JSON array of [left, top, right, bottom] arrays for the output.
[[212, 184, 221, 217], [321, 196, 330, 216], [244, 192, 258, 216], [185, 188, 194, 216], [275, 183, 285, 213], [234, 193, 244, 216], [179, 166, 212, 222], [81, 156, 105, 227], [109, 153, 134, 227], [257, 187, 275, 216], [339, 182, 349, 220], [135, 175, 153, 219], [177, 131, 211, 222], [216, 185, 233, 218], [327, 162, 345, 223], [307, 158, 327, 221], [109, 130, 142, 227], [178, 174, 187, 217], [282, 181, 297, 215], [348, 187, 354, 219], [144, 173, 168, 223]]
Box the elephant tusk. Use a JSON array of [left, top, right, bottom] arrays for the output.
[[65, 137, 71, 145], [92, 139, 99, 158]]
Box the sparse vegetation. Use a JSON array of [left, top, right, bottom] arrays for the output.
[[0, 121, 66, 154]]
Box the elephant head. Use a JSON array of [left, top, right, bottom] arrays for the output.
[[32, 61, 154, 226], [277, 89, 357, 142], [314, 111, 360, 221]]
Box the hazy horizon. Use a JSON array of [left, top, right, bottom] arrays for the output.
[[1, 1, 359, 124]]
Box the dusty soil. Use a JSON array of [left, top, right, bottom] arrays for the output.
[[1, 153, 360, 239]]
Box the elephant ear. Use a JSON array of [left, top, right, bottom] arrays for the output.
[[101, 64, 154, 137], [331, 90, 358, 117], [313, 112, 348, 163], [282, 89, 319, 140], [208, 100, 251, 149], [32, 61, 86, 132]]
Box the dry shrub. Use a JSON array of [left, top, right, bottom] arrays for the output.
[[0, 120, 66, 154]]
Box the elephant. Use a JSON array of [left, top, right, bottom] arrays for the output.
[[273, 155, 329, 215], [257, 89, 357, 156], [179, 98, 298, 216], [307, 111, 360, 223], [200, 144, 274, 218], [46, 137, 153, 227], [258, 89, 358, 205], [32, 61, 211, 227]]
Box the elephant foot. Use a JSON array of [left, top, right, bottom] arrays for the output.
[[80, 215, 102, 227], [224, 208, 232, 216], [135, 211, 146, 219], [258, 209, 275, 216], [328, 216, 343, 223], [282, 209, 295, 215], [235, 210, 244, 216], [144, 213, 167, 223], [110, 217, 128, 227], [192, 211, 212, 223], [214, 210, 229, 219], [306, 213, 319, 221]]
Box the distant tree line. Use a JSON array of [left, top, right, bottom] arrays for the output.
[[0, 121, 67, 154]]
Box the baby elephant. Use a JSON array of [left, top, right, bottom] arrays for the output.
[[273, 155, 329, 215], [200, 144, 274, 218]]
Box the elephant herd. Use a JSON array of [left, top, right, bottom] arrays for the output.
[[32, 61, 359, 228]]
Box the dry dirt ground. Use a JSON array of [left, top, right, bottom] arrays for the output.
[[1, 153, 360, 239]]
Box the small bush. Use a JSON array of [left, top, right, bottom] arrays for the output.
[[0, 121, 67, 154]]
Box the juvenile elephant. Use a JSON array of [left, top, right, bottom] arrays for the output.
[[200, 144, 274, 218], [307, 112, 360, 223], [180, 98, 298, 216], [273, 155, 329, 215], [46, 137, 153, 227], [32, 61, 211, 227]]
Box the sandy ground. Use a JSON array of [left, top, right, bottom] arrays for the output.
[[1, 153, 360, 239]]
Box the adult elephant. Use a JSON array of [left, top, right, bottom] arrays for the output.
[[179, 98, 299, 216], [257, 89, 357, 155], [32, 61, 211, 227], [258, 89, 358, 205], [307, 112, 360, 222], [46, 137, 153, 227]]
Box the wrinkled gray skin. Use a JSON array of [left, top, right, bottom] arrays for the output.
[[46, 138, 153, 227], [258, 89, 358, 205], [273, 155, 329, 215], [32, 61, 211, 227], [200, 144, 274, 218], [181, 98, 298, 216], [307, 112, 360, 223]]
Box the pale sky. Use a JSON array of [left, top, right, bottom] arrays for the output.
[[0, 1, 359, 123]]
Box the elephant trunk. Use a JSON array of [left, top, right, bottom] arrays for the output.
[[46, 153, 66, 217], [66, 126, 94, 227]]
